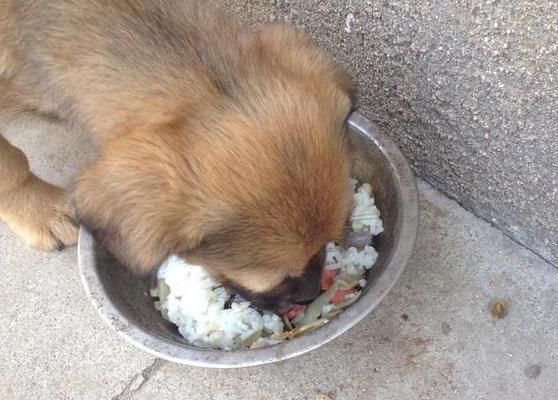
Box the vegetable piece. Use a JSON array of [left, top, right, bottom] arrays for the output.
[[249, 338, 283, 349], [283, 304, 307, 320], [293, 283, 338, 327], [282, 315, 293, 331], [156, 280, 170, 302], [331, 289, 356, 305], [241, 330, 262, 347], [321, 308, 343, 319], [321, 269, 338, 290], [335, 274, 362, 290], [271, 318, 330, 341], [326, 290, 363, 315]]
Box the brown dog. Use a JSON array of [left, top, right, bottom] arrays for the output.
[[0, 0, 354, 310]]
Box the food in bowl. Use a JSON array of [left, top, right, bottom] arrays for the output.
[[150, 179, 383, 350]]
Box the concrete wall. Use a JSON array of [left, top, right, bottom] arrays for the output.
[[218, 0, 558, 266]]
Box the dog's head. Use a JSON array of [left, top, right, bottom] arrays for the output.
[[73, 24, 354, 310], [184, 111, 354, 310]]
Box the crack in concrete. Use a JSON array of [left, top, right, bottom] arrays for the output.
[[111, 358, 167, 400]]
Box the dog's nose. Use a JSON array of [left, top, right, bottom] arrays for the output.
[[293, 296, 315, 305]]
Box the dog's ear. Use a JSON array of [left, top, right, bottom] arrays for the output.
[[72, 130, 207, 275], [247, 24, 356, 103]]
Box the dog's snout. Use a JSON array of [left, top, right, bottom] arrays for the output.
[[292, 274, 321, 304], [293, 291, 319, 305]]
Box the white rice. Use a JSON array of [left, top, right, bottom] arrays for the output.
[[154, 256, 280, 350], [350, 179, 383, 234], [151, 179, 383, 350], [320, 178, 383, 279]]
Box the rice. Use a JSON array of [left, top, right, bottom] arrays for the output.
[[154, 256, 279, 350], [350, 179, 383, 234], [151, 179, 383, 350], [325, 243, 378, 276]]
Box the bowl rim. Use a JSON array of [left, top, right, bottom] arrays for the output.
[[77, 111, 420, 368]]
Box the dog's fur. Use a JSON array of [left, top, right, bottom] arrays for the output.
[[0, 0, 354, 309]]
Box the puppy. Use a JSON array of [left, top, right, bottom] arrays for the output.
[[0, 0, 354, 310]]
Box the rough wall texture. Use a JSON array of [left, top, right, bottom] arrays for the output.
[[218, 0, 558, 265]]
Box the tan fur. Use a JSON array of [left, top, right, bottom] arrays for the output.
[[0, 0, 354, 303], [0, 135, 78, 251]]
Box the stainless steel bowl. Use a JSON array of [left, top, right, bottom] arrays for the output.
[[78, 112, 419, 368]]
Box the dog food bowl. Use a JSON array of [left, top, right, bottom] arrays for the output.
[[78, 112, 419, 368]]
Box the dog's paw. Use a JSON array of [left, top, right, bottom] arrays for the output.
[[24, 204, 79, 252], [2, 177, 79, 251]]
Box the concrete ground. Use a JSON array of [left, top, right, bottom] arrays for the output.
[[1, 117, 557, 400]]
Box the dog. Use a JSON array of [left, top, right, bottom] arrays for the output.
[[0, 0, 355, 310]]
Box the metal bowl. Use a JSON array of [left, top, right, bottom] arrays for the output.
[[78, 111, 419, 368]]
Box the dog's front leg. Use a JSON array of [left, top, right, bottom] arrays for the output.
[[0, 134, 78, 251], [0, 81, 78, 251]]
